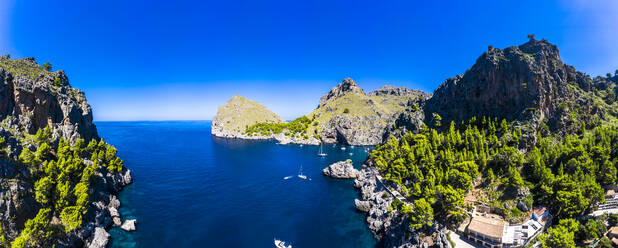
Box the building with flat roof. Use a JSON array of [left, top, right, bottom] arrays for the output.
[[466, 215, 507, 248], [465, 207, 552, 248]]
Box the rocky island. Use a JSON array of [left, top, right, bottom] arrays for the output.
[[322, 160, 359, 179], [212, 78, 429, 146], [0, 56, 131, 247]]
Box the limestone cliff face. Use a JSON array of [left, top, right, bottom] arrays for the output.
[[424, 38, 617, 137], [309, 79, 429, 145], [0, 56, 131, 247], [211, 95, 284, 139], [0, 57, 98, 142]]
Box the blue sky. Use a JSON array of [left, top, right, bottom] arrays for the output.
[[0, 0, 617, 121]]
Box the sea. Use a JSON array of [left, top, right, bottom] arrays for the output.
[[95, 121, 377, 248]]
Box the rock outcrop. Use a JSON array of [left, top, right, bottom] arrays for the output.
[[120, 219, 137, 232], [354, 199, 371, 212], [322, 160, 359, 178], [369, 85, 419, 97], [0, 56, 132, 247], [87, 228, 110, 248], [318, 78, 365, 108], [0, 57, 98, 142], [309, 79, 429, 145]]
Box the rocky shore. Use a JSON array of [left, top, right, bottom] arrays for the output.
[[212, 128, 320, 145], [353, 165, 452, 248]]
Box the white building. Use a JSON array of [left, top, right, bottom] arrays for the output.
[[466, 207, 551, 248]]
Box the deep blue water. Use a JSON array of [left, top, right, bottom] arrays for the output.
[[96, 121, 377, 248]]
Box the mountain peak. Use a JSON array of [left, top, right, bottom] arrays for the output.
[[425, 38, 611, 135], [318, 78, 365, 108]]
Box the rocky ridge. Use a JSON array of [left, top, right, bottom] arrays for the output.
[[0, 56, 132, 247]]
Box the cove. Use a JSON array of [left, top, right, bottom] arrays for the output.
[[96, 121, 377, 247]]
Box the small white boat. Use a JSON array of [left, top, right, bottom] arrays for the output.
[[350, 145, 355, 148], [340, 146, 346, 151], [298, 165, 307, 180], [274, 239, 292, 248], [317, 145, 327, 157], [349, 152, 353, 156], [283, 176, 293, 180]]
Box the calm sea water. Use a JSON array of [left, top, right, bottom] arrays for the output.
[[96, 121, 377, 248]]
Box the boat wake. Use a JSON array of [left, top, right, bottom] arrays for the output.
[[274, 239, 292, 248], [283, 176, 293, 180]]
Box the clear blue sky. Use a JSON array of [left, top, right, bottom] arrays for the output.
[[1, 0, 616, 121]]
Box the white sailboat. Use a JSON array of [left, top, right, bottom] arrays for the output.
[[317, 144, 327, 157], [274, 239, 292, 248], [298, 165, 307, 180]]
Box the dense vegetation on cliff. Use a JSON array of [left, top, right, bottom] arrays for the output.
[[0, 56, 131, 247], [3, 127, 124, 247], [244, 115, 314, 139], [373, 116, 618, 225], [368, 38, 618, 247]]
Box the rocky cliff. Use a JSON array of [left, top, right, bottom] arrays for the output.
[[308, 78, 429, 145], [425, 38, 618, 138], [0, 57, 98, 142], [0, 56, 131, 248]]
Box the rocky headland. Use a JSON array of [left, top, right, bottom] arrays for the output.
[[211, 95, 284, 138], [212, 78, 429, 146], [0, 56, 132, 247], [211, 95, 320, 145]]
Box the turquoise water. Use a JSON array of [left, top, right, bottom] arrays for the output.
[[96, 121, 377, 248]]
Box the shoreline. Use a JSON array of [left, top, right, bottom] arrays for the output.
[[353, 165, 452, 248]]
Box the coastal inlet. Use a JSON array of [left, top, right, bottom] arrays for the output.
[[99, 121, 377, 247]]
